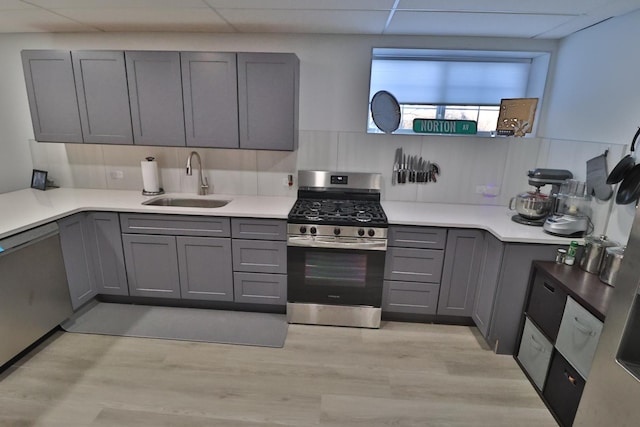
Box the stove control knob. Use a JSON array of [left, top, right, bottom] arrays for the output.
[[368, 229, 375, 237], [334, 228, 341, 236], [358, 228, 365, 237], [299, 226, 307, 234], [310, 227, 317, 235]]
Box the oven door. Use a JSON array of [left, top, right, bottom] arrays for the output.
[[287, 241, 385, 307]]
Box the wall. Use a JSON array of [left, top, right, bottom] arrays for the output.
[[540, 8, 640, 243], [10, 30, 623, 235]]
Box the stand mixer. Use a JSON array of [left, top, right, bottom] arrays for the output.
[[543, 179, 593, 237], [511, 168, 573, 226]]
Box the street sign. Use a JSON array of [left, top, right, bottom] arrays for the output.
[[413, 119, 477, 135]]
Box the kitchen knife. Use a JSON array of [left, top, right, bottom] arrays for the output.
[[401, 153, 407, 183], [392, 148, 400, 185], [409, 156, 414, 182]]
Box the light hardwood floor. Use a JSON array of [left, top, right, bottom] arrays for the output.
[[0, 321, 557, 426]]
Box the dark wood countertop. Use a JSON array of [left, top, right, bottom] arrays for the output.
[[532, 261, 614, 321]]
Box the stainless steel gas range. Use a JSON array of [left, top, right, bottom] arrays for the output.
[[286, 170, 388, 328]]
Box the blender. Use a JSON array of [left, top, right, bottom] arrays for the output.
[[510, 168, 574, 226], [543, 179, 593, 237]]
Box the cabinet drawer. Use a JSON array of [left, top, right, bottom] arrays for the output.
[[231, 218, 287, 241], [555, 297, 603, 379], [543, 351, 585, 427], [388, 226, 447, 249], [517, 317, 553, 391], [526, 272, 567, 341], [384, 247, 444, 283], [120, 213, 230, 237], [232, 239, 287, 274], [233, 272, 286, 305], [382, 280, 440, 315]]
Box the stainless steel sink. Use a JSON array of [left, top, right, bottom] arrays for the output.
[[142, 197, 231, 208]]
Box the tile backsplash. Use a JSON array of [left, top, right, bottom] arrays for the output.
[[28, 131, 624, 236]]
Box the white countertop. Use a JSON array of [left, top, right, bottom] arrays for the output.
[[0, 188, 576, 244]]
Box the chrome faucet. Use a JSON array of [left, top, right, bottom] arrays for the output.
[[186, 151, 209, 195]]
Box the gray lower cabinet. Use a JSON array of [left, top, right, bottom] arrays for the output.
[[125, 51, 186, 146], [122, 233, 181, 298], [237, 53, 299, 150], [84, 212, 128, 296], [382, 281, 440, 314], [21, 50, 83, 143], [177, 236, 233, 301], [231, 218, 287, 306], [384, 247, 445, 283], [438, 229, 484, 316], [472, 232, 505, 337], [58, 213, 98, 310], [71, 50, 133, 145], [181, 51, 239, 148]]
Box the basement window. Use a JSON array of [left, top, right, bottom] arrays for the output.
[[367, 48, 551, 136]]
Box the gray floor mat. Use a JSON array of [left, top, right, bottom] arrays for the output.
[[61, 302, 288, 348]]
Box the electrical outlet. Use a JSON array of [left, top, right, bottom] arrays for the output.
[[484, 185, 500, 196], [475, 185, 485, 194], [110, 170, 124, 180]]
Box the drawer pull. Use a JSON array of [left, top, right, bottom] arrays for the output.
[[564, 370, 577, 386], [529, 335, 544, 352], [573, 316, 595, 336], [542, 282, 555, 293]]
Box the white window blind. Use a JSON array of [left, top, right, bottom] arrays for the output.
[[370, 55, 531, 106]]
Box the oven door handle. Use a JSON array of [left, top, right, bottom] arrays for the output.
[[288, 236, 387, 251]]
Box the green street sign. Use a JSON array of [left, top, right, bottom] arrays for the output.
[[413, 119, 477, 135]]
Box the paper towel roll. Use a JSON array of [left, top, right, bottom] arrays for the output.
[[141, 157, 160, 193]]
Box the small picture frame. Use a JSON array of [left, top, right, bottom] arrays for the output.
[[31, 169, 48, 191]]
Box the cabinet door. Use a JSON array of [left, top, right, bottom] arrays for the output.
[[21, 50, 83, 143], [85, 212, 128, 295], [384, 247, 444, 283], [232, 239, 287, 274], [177, 236, 233, 301], [237, 53, 299, 151], [181, 52, 239, 148], [72, 51, 133, 145], [526, 270, 568, 342], [233, 272, 287, 305], [58, 214, 97, 310], [382, 280, 440, 315], [472, 232, 504, 337], [438, 229, 484, 316], [122, 234, 180, 298], [126, 51, 185, 146], [388, 226, 447, 249]]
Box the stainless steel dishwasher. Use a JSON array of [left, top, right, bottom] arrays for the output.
[[0, 222, 73, 367]]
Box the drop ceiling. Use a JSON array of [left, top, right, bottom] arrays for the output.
[[0, 0, 639, 39]]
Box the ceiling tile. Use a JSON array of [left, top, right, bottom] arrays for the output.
[[204, 0, 395, 10], [217, 9, 389, 33], [0, 0, 36, 10], [26, 0, 209, 9], [53, 7, 234, 32], [0, 9, 98, 32], [386, 11, 574, 38], [397, 0, 610, 15]]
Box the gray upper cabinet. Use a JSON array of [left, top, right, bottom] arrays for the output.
[[21, 50, 83, 143], [126, 51, 186, 146], [177, 236, 234, 301], [181, 52, 239, 148], [58, 213, 98, 310], [438, 229, 484, 317], [71, 51, 133, 145], [84, 212, 128, 296], [237, 53, 299, 150]]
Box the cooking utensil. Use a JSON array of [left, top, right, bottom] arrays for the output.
[[401, 154, 407, 184], [616, 163, 640, 204], [509, 190, 552, 220], [392, 148, 401, 185], [397, 148, 403, 184], [370, 90, 401, 134], [410, 156, 416, 182], [579, 235, 619, 274], [599, 246, 625, 286], [607, 127, 640, 184], [417, 157, 423, 182], [587, 152, 613, 201], [431, 162, 440, 183]]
